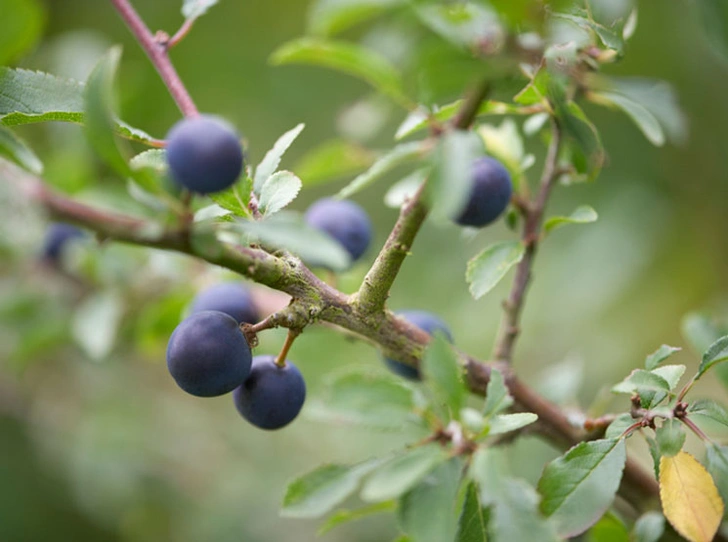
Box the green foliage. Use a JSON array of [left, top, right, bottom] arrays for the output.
[[253, 123, 305, 193], [181, 0, 219, 20], [421, 334, 468, 420], [466, 241, 525, 300], [544, 205, 598, 234], [0, 125, 42, 174], [655, 419, 686, 458], [257, 171, 302, 216]]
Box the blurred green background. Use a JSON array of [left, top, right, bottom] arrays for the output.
[[2, 0, 728, 540]]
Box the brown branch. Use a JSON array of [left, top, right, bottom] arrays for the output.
[[109, 0, 198, 117], [492, 120, 562, 362]]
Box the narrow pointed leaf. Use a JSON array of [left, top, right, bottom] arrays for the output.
[[538, 438, 627, 537], [592, 91, 664, 146], [456, 483, 488, 542], [253, 123, 305, 192], [258, 171, 302, 216], [308, 0, 404, 36], [482, 368, 513, 418], [645, 344, 681, 370], [317, 501, 396, 535], [360, 444, 447, 502], [688, 399, 728, 430], [659, 451, 723, 542], [544, 205, 597, 234], [487, 412, 538, 436], [697, 335, 728, 379], [0, 126, 42, 174], [182, 0, 219, 19], [421, 333, 467, 419], [612, 369, 670, 408], [466, 241, 525, 300], [281, 460, 381, 518]]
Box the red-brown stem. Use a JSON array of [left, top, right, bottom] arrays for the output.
[[275, 329, 300, 367], [109, 0, 199, 117], [168, 18, 196, 49], [492, 120, 561, 362]]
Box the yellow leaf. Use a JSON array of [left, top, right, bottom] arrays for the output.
[[660, 451, 724, 542]]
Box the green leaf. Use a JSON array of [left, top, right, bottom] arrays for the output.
[[281, 460, 381, 518], [421, 333, 467, 419], [270, 38, 411, 107], [130, 149, 166, 175], [428, 130, 483, 221], [487, 412, 538, 436], [489, 479, 560, 542], [71, 290, 124, 361], [645, 344, 681, 370], [317, 501, 396, 535], [295, 139, 375, 186], [655, 419, 685, 458], [694, 0, 728, 63], [604, 413, 636, 439], [538, 438, 627, 537], [229, 213, 351, 271], [398, 458, 463, 542], [553, 11, 624, 53], [182, 0, 219, 19], [544, 205, 598, 234], [414, 3, 502, 52], [556, 100, 605, 181], [650, 364, 685, 391], [697, 335, 728, 379], [688, 399, 728, 430], [308, 0, 404, 36], [84, 47, 132, 176], [307, 369, 417, 430], [455, 483, 488, 542], [466, 241, 525, 300], [612, 369, 671, 408], [209, 173, 253, 218], [632, 511, 665, 542], [384, 168, 429, 209], [482, 368, 513, 418], [258, 171, 302, 216], [253, 123, 305, 193], [0, 126, 42, 174], [514, 61, 551, 106], [705, 444, 728, 511], [587, 512, 629, 542], [360, 445, 447, 502], [682, 313, 724, 355], [590, 91, 664, 146], [336, 141, 426, 199], [0, 0, 45, 65], [0, 67, 157, 145], [469, 447, 507, 506]]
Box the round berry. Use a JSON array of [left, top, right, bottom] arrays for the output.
[[304, 198, 372, 263], [41, 223, 85, 261], [165, 115, 244, 194], [233, 355, 306, 430], [166, 311, 252, 397], [455, 157, 513, 228], [384, 310, 453, 381], [190, 283, 259, 325]]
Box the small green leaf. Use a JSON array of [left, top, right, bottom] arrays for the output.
[[0, 126, 42, 174], [612, 369, 671, 408], [556, 100, 605, 181], [591, 91, 664, 146], [645, 344, 681, 370], [182, 0, 219, 19], [553, 11, 624, 53], [688, 399, 728, 430], [0, 0, 45, 66], [258, 171, 302, 216], [398, 458, 463, 542], [490, 479, 560, 542], [84, 46, 131, 176], [632, 511, 665, 542], [270, 38, 411, 107], [317, 501, 396, 535], [469, 447, 507, 506], [651, 364, 685, 391], [482, 368, 513, 418], [307, 0, 404, 36], [294, 139, 375, 186], [697, 335, 728, 379], [229, 213, 351, 271], [421, 333, 467, 419], [487, 412, 538, 436], [384, 168, 429, 209], [428, 130, 483, 221], [71, 290, 124, 361], [656, 419, 685, 458], [455, 483, 488, 542], [307, 369, 417, 430], [538, 438, 627, 537], [604, 413, 636, 439], [466, 241, 525, 300], [587, 512, 629, 542], [705, 444, 728, 510], [130, 149, 166, 175], [414, 3, 502, 52], [281, 460, 381, 518], [336, 141, 426, 199], [360, 445, 447, 502], [544, 205, 598, 234], [253, 123, 305, 193]]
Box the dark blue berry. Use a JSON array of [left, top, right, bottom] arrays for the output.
[[41, 223, 85, 261], [166, 115, 244, 194], [304, 198, 373, 263], [384, 310, 453, 381], [166, 311, 252, 397], [455, 157, 513, 227], [190, 283, 259, 325], [233, 355, 306, 430]]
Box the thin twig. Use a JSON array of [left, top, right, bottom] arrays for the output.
[[275, 329, 300, 367], [109, 0, 199, 117], [492, 120, 562, 363], [168, 17, 196, 49]]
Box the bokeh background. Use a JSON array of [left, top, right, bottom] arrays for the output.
[[1, 0, 728, 540]]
